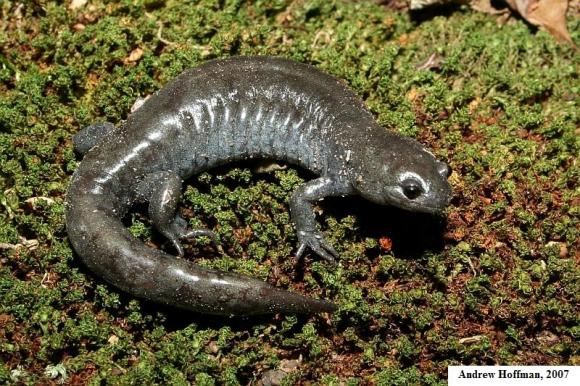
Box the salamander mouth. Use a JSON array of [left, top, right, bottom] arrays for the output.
[[399, 202, 445, 215], [392, 195, 451, 215], [417, 205, 447, 215]]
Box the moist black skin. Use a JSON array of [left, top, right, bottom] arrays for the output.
[[65, 56, 452, 316]]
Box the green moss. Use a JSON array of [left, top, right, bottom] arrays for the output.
[[0, 0, 578, 383]]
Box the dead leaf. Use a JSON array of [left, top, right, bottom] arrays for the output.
[[459, 335, 485, 344], [207, 341, 219, 354], [24, 196, 55, 209], [253, 160, 287, 173], [0, 237, 39, 251], [379, 236, 393, 252], [405, 0, 574, 44], [470, 0, 510, 15], [415, 52, 443, 70], [130, 95, 150, 112], [125, 47, 144, 64], [410, 0, 447, 10], [505, 0, 573, 43], [108, 335, 119, 345], [69, 0, 88, 10]]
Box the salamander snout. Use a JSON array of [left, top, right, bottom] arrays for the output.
[[437, 162, 451, 178], [346, 133, 454, 215], [381, 152, 453, 215]]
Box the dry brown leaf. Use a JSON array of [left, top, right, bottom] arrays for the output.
[[470, 0, 510, 14], [107, 335, 119, 345], [130, 95, 150, 113], [125, 47, 144, 63], [415, 52, 443, 70], [24, 196, 55, 208], [69, 0, 88, 10], [459, 335, 485, 344], [410, 0, 447, 9], [504, 0, 573, 43], [406, 0, 574, 44]]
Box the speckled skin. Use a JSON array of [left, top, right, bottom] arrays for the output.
[[65, 56, 452, 316]]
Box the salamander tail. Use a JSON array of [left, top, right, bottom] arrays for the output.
[[66, 192, 336, 316]]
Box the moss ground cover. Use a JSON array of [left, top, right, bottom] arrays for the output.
[[0, 0, 578, 384]]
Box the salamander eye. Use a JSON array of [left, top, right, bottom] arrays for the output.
[[402, 179, 423, 200]]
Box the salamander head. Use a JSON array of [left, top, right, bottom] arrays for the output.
[[353, 136, 452, 214]]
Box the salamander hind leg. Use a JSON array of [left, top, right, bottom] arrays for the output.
[[73, 122, 116, 156], [137, 171, 217, 256]]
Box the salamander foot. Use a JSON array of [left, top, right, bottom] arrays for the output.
[[295, 230, 339, 263], [166, 215, 218, 256]]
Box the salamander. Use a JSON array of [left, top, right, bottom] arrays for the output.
[[65, 56, 452, 316]]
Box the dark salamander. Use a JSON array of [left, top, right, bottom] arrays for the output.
[[66, 56, 452, 316]]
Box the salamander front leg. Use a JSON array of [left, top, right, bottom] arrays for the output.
[[137, 171, 217, 256], [290, 176, 354, 262]]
